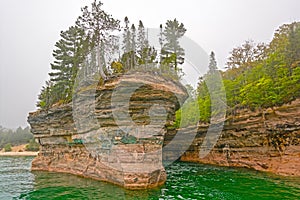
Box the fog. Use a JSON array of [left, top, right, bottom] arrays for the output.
[[0, 0, 299, 128]]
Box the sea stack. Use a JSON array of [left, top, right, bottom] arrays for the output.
[[28, 71, 188, 189]]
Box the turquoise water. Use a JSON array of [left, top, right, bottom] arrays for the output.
[[0, 157, 299, 200]]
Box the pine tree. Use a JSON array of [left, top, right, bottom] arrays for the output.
[[76, 0, 120, 79], [37, 81, 53, 109], [208, 51, 218, 73], [136, 21, 157, 66], [286, 22, 300, 70], [121, 18, 141, 70], [161, 19, 186, 71], [122, 16, 132, 53], [121, 17, 133, 71], [159, 24, 164, 50], [48, 26, 86, 103], [137, 20, 148, 53], [130, 24, 136, 69], [158, 24, 164, 65]]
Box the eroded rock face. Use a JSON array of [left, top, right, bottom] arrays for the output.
[[177, 99, 300, 177], [28, 72, 188, 189]]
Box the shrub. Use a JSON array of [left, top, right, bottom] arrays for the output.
[[4, 143, 12, 152], [25, 139, 39, 152]]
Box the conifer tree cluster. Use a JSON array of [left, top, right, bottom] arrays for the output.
[[37, 0, 187, 109]]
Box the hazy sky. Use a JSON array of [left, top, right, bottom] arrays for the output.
[[1, 0, 300, 128]]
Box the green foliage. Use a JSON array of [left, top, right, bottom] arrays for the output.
[[38, 0, 121, 109], [38, 1, 186, 110], [161, 19, 187, 72], [137, 47, 157, 65], [175, 99, 201, 128], [111, 61, 124, 74], [49, 26, 87, 101], [226, 40, 267, 69], [240, 77, 277, 108], [37, 81, 52, 109], [38, 100, 46, 109], [4, 143, 12, 152], [222, 21, 300, 110], [120, 50, 139, 71], [25, 139, 39, 152], [197, 78, 212, 122], [175, 22, 300, 126], [37, 25, 88, 109], [121, 17, 158, 71]]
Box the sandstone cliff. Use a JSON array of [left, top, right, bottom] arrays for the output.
[[28, 72, 188, 189], [178, 99, 300, 177], [28, 72, 300, 189]]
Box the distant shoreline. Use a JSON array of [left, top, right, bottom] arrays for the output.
[[0, 144, 38, 156], [0, 151, 38, 157]]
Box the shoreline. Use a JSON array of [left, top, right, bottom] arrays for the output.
[[0, 151, 38, 157]]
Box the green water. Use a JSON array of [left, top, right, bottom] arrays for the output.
[[0, 157, 299, 200]]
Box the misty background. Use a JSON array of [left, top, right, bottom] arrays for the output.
[[1, 0, 300, 128]]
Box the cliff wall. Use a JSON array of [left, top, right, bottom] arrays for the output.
[[177, 99, 300, 176], [28, 72, 188, 189], [28, 72, 300, 190]]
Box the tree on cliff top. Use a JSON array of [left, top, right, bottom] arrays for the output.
[[175, 21, 300, 126], [76, 0, 120, 79], [161, 19, 187, 72], [37, 1, 187, 109], [38, 0, 120, 108], [48, 26, 87, 103], [208, 51, 218, 73]]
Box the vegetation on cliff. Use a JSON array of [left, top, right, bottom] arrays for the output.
[[37, 0, 186, 110], [36, 0, 300, 130], [224, 22, 300, 109], [176, 22, 300, 126]]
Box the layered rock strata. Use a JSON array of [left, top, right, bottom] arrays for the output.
[[178, 99, 300, 176], [28, 72, 187, 189]]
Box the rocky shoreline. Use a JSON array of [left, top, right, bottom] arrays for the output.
[[27, 72, 300, 189], [176, 99, 300, 177]]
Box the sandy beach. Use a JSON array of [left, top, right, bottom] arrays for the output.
[[0, 144, 38, 156], [0, 151, 38, 156]]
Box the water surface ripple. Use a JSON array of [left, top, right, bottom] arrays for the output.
[[0, 157, 299, 199]]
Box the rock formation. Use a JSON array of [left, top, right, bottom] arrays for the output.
[[177, 99, 300, 177], [28, 72, 188, 189], [28, 70, 300, 189]]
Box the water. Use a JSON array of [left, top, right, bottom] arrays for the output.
[[0, 157, 299, 200]]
